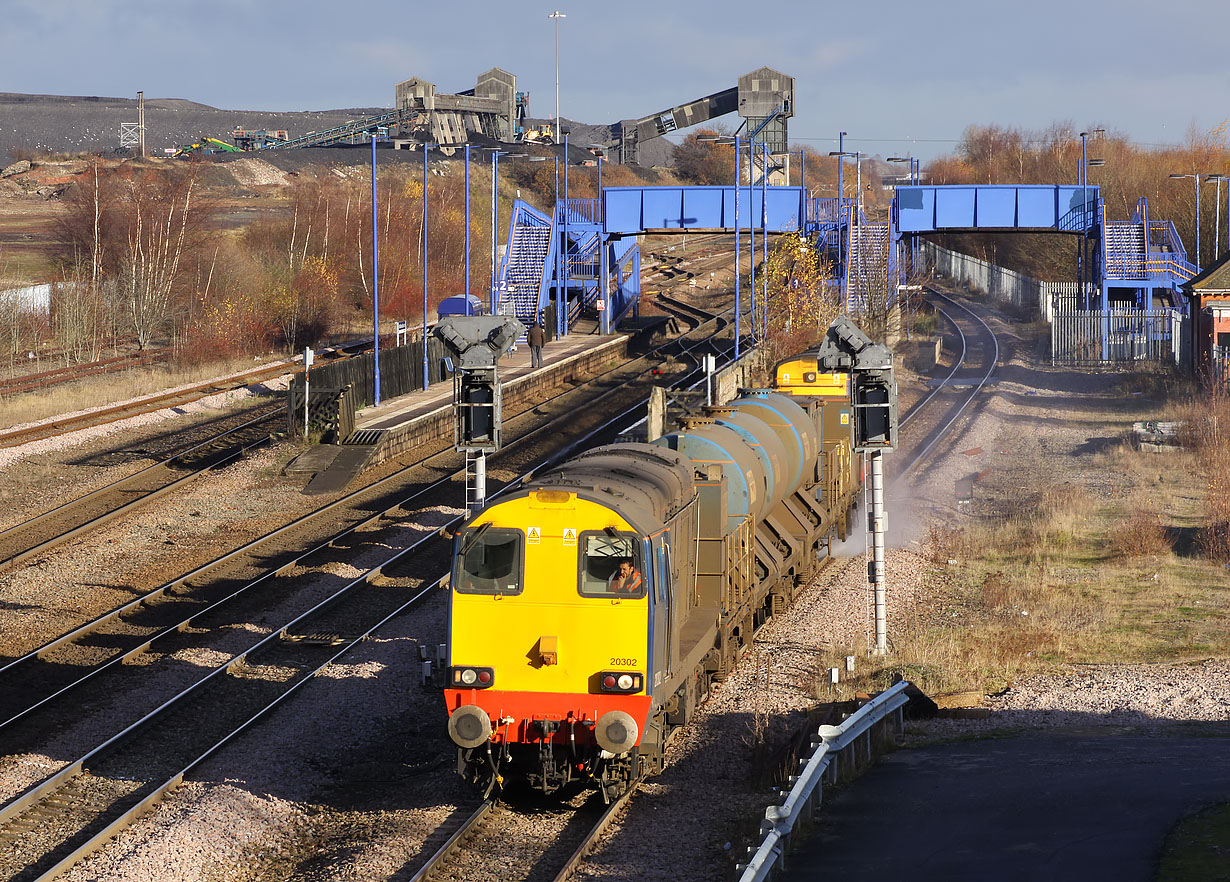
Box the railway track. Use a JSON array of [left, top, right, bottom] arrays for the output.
[[0, 338, 371, 451], [2, 281, 983, 879], [894, 288, 1000, 477], [409, 789, 630, 882], [0, 406, 284, 572], [0, 339, 730, 881], [0, 349, 165, 398], [0, 348, 697, 734], [0, 361, 297, 450]]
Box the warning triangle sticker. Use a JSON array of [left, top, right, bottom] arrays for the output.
[[562, 528, 577, 546], [527, 527, 541, 545]]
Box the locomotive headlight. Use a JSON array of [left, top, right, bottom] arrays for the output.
[[451, 666, 495, 689], [596, 671, 643, 694]]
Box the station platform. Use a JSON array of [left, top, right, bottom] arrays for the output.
[[293, 327, 629, 494], [777, 732, 1230, 881]]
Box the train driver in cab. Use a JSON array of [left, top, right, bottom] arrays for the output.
[[608, 558, 642, 595]]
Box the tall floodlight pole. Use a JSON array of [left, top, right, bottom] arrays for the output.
[[549, 11, 566, 144], [372, 134, 382, 405]]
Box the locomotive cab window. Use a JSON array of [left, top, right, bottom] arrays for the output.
[[455, 526, 524, 595], [578, 531, 645, 598]]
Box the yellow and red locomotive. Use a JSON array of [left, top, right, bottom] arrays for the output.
[[444, 364, 860, 800]]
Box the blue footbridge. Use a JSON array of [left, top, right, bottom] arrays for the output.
[[493, 180, 1199, 339]]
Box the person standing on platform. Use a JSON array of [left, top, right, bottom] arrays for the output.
[[527, 320, 546, 369]]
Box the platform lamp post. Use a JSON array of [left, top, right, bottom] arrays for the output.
[[762, 140, 769, 341], [1087, 157, 1106, 308], [464, 144, 472, 314], [371, 132, 384, 405], [836, 131, 847, 206], [1170, 172, 1203, 269], [830, 149, 862, 303], [548, 10, 565, 144], [742, 139, 752, 339], [1205, 174, 1229, 263], [486, 149, 507, 315], [699, 133, 749, 359], [1079, 132, 1089, 299], [888, 156, 922, 271], [563, 130, 570, 338], [886, 156, 910, 279], [422, 141, 438, 391]]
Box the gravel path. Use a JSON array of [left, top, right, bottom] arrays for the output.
[[2, 295, 1225, 882]]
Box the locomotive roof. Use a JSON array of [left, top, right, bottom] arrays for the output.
[[528, 442, 696, 534]]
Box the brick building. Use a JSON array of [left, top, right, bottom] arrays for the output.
[[1186, 254, 1230, 384]]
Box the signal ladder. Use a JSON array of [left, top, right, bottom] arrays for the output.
[[464, 451, 488, 519]]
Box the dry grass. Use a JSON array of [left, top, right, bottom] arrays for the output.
[[830, 419, 1230, 699], [0, 356, 276, 429]]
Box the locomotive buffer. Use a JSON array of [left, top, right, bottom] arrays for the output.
[[815, 316, 898, 655], [433, 316, 525, 515]]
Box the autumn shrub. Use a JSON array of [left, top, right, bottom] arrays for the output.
[[1109, 504, 1174, 558]]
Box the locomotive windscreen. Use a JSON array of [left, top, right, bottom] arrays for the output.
[[456, 527, 523, 595]]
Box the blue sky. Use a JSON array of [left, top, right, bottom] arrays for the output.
[[4, 0, 1229, 160]]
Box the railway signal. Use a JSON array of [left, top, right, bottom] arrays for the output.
[[433, 316, 525, 515], [815, 315, 898, 655]]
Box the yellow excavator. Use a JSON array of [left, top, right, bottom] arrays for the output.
[[173, 137, 243, 157]]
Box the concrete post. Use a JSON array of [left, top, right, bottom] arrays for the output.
[[869, 451, 887, 654], [647, 386, 666, 441]]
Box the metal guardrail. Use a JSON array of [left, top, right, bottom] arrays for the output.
[[735, 681, 911, 882]]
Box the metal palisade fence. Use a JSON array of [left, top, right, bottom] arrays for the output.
[[1050, 306, 1187, 367], [287, 335, 450, 440], [1212, 345, 1230, 387]]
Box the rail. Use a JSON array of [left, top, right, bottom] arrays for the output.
[[736, 681, 911, 882]]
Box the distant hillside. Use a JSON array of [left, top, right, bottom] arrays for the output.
[[0, 92, 389, 164], [0, 93, 679, 169]]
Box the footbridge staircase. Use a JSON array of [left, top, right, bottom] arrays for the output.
[[1097, 197, 1197, 308], [496, 199, 641, 336]]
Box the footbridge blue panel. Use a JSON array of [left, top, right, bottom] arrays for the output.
[[895, 185, 1100, 233], [603, 186, 807, 235]]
